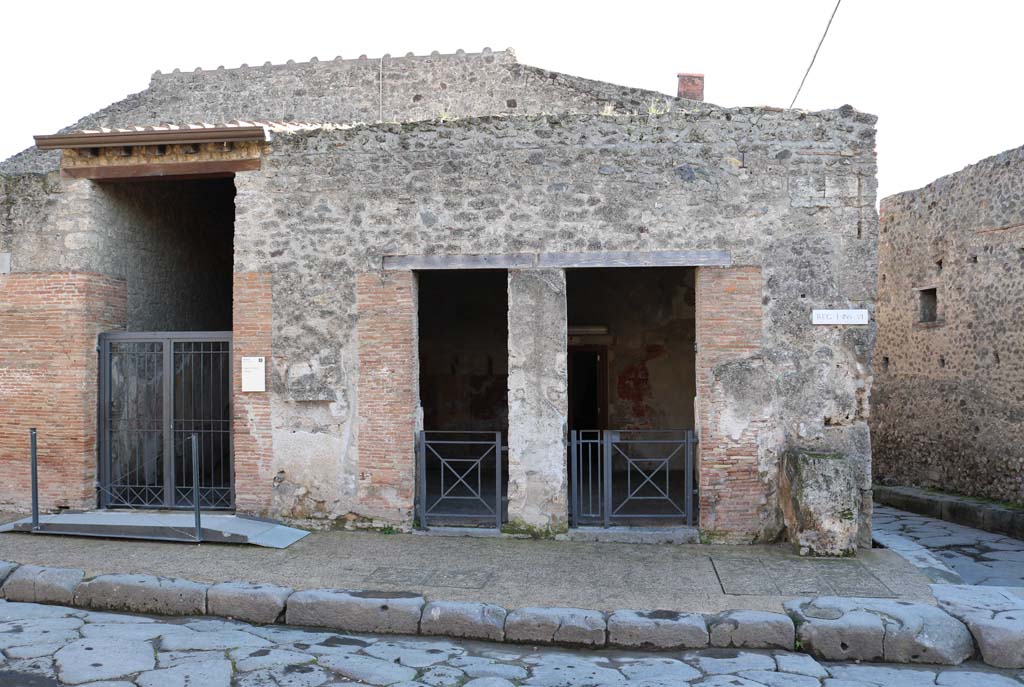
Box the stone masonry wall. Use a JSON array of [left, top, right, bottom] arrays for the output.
[[230, 106, 877, 539], [0, 50, 671, 177], [874, 144, 1024, 506], [0, 273, 126, 510]]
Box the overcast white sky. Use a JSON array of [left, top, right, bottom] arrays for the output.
[[2, 1, 1021, 200]]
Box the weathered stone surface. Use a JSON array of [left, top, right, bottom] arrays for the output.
[[207, 581, 292, 624], [773, 652, 828, 678], [317, 652, 418, 685], [785, 596, 973, 664], [0, 561, 16, 586], [607, 609, 709, 649], [159, 629, 271, 651], [229, 647, 316, 672], [136, 659, 233, 687], [619, 657, 702, 682], [506, 268, 569, 534], [54, 638, 154, 684], [1, 565, 84, 605], [683, 648, 777, 675], [504, 606, 606, 646], [708, 610, 795, 649], [420, 600, 506, 641], [780, 447, 866, 556], [74, 574, 207, 615], [285, 589, 424, 634], [932, 584, 1024, 668]]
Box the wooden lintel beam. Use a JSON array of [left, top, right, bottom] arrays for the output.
[[383, 250, 732, 271], [61, 158, 260, 180]]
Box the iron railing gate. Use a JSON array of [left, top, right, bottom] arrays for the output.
[[98, 332, 233, 510], [417, 431, 504, 528], [570, 429, 696, 527]]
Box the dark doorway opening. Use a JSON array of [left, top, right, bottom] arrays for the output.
[[568, 346, 608, 431], [416, 270, 509, 527], [95, 176, 236, 510], [565, 267, 698, 526]]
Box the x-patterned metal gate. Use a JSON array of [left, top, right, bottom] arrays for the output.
[[570, 429, 696, 527], [98, 332, 233, 510], [417, 431, 504, 528]]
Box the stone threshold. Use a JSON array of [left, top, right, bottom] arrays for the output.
[[414, 525, 700, 544], [874, 485, 1024, 539], [1, 558, 1020, 669]]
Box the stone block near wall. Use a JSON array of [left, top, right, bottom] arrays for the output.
[[506, 269, 569, 535], [780, 448, 864, 556]]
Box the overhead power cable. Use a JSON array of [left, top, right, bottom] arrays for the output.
[[789, 0, 842, 109]]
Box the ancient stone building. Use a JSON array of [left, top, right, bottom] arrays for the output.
[[0, 49, 879, 553], [873, 145, 1024, 507]]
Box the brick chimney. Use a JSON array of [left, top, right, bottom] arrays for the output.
[[677, 73, 704, 101]]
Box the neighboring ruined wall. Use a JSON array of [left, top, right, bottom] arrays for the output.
[[233, 106, 877, 539], [874, 145, 1024, 506], [566, 267, 696, 430]]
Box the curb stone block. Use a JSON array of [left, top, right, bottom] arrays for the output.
[[709, 610, 795, 649], [74, 574, 207, 616], [504, 607, 606, 647], [420, 600, 506, 641], [932, 584, 1024, 669], [207, 581, 293, 625], [0, 561, 17, 587], [607, 609, 708, 649], [1, 565, 84, 605], [286, 589, 424, 634], [785, 596, 973, 665]]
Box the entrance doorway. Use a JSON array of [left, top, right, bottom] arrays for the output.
[[99, 332, 233, 509], [416, 270, 509, 527], [565, 267, 698, 526]]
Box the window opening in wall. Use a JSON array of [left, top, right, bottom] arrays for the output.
[[919, 287, 938, 323], [935, 258, 943, 273]]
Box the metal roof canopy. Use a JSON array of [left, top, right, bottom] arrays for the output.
[[34, 126, 270, 150]]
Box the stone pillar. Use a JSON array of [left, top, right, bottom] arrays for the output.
[[506, 268, 569, 534]]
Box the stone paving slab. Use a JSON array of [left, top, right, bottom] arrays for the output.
[[874, 505, 1024, 587], [0, 519, 932, 613]]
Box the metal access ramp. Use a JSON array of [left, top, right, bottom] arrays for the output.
[[0, 511, 309, 549]]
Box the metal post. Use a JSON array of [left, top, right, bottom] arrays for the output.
[[417, 431, 427, 529], [569, 431, 578, 529], [30, 428, 39, 532], [191, 433, 201, 543], [495, 432, 502, 531], [685, 431, 694, 527], [603, 431, 613, 528]]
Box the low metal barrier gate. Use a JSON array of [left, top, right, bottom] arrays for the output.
[[417, 431, 504, 529], [570, 429, 697, 527]]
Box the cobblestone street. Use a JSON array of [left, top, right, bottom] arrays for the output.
[[873, 505, 1024, 587], [0, 599, 1021, 687]]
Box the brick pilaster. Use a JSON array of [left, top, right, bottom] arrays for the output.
[[355, 271, 418, 522], [695, 266, 766, 540], [0, 272, 127, 511], [232, 271, 274, 515]]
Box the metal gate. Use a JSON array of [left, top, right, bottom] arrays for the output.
[[417, 431, 504, 528], [98, 332, 233, 509], [570, 429, 696, 527]]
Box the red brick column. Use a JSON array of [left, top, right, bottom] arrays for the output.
[[695, 266, 766, 541], [232, 271, 274, 515], [355, 271, 418, 523], [0, 272, 126, 511]]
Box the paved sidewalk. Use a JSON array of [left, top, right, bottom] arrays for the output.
[[0, 518, 932, 614], [1, 599, 1022, 687], [873, 505, 1024, 587]]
